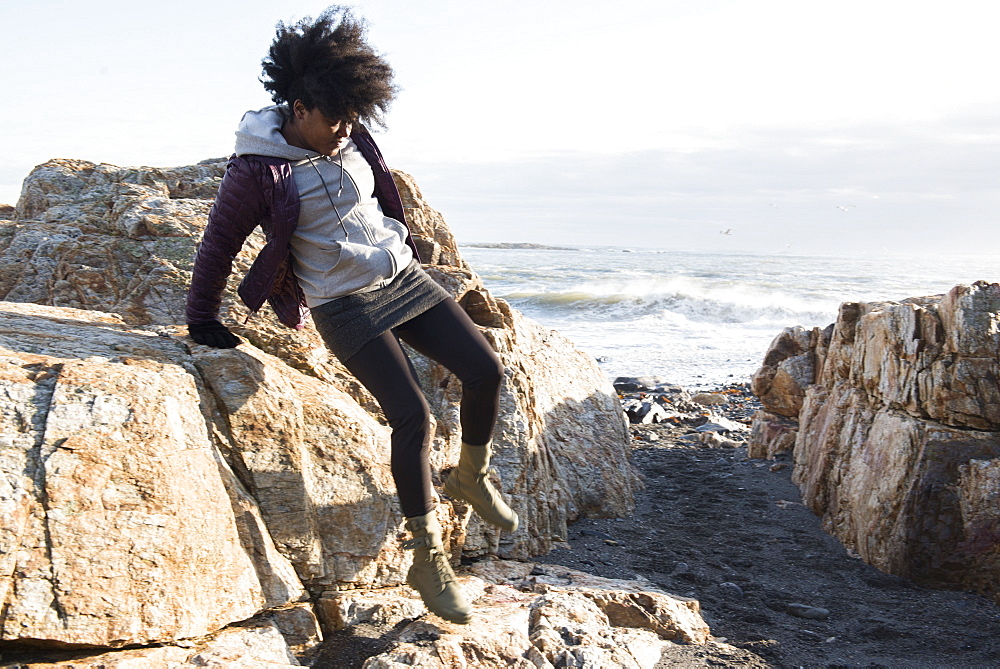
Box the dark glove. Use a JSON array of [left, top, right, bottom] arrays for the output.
[[188, 320, 240, 348]]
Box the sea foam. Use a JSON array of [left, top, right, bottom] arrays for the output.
[[462, 246, 1000, 387]]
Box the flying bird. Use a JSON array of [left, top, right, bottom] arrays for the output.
[[720, 228, 733, 235], [836, 205, 856, 211]]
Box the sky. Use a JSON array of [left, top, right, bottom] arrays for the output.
[[2, 0, 998, 255]]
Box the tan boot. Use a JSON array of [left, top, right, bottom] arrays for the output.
[[443, 442, 519, 532], [403, 512, 472, 624]]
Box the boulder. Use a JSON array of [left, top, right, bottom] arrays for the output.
[[0, 159, 640, 653], [750, 283, 1000, 603], [2, 616, 305, 668], [612, 376, 681, 394], [328, 560, 710, 668], [794, 381, 1000, 599], [0, 303, 309, 649], [750, 325, 824, 417], [747, 409, 798, 459], [4, 160, 222, 325], [187, 341, 410, 591], [0, 159, 636, 566]]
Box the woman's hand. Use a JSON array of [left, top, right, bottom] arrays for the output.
[[188, 320, 241, 348]]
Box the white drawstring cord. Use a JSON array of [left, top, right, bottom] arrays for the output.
[[306, 152, 349, 242]]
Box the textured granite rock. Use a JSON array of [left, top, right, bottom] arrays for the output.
[[6, 616, 304, 668], [747, 409, 798, 459], [0, 158, 640, 654], [332, 560, 710, 668], [1, 160, 636, 567], [749, 283, 1000, 603], [0, 303, 308, 648], [750, 325, 823, 418]]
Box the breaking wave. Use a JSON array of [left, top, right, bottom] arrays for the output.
[[503, 279, 836, 328], [460, 246, 1000, 386]]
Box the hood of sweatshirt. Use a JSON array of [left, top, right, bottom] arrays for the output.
[[234, 105, 319, 160]]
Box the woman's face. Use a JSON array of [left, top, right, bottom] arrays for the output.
[[290, 102, 353, 156]]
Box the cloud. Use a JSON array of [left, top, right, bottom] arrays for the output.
[[404, 115, 1000, 254]]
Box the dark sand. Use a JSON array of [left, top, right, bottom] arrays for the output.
[[536, 419, 1000, 668]]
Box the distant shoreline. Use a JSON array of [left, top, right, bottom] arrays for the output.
[[460, 242, 577, 251]]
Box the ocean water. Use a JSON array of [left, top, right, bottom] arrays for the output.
[[460, 246, 1000, 389]]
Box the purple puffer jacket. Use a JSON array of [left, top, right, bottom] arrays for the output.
[[186, 127, 419, 330]]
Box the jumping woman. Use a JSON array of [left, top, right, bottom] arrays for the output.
[[185, 6, 517, 624]]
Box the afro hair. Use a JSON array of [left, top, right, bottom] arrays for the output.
[[261, 6, 398, 127]]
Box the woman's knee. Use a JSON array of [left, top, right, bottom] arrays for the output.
[[387, 396, 432, 441], [466, 355, 504, 393], [484, 357, 505, 391]]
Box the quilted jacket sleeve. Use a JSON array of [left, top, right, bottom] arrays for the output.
[[186, 156, 269, 325]]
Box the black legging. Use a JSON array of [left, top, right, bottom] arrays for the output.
[[339, 298, 504, 517]]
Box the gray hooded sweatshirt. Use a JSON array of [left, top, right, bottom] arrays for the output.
[[234, 106, 413, 307]]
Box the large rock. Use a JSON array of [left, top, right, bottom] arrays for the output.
[[329, 560, 710, 668], [0, 303, 308, 649], [0, 159, 639, 654], [189, 341, 411, 592], [750, 325, 824, 418], [3, 160, 220, 325], [750, 283, 1000, 603], [957, 459, 1000, 597], [2, 615, 306, 667], [746, 409, 798, 460], [0, 159, 636, 565]]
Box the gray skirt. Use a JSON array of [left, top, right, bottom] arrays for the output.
[[310, 259, 451, 362]]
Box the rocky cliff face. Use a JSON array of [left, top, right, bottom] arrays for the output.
[[0, 159, 702, 663], [749, 283, 1000, 604]]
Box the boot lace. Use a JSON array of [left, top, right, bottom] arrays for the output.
[[426, 547, 456, 586], [476, 474, 503, 506]]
